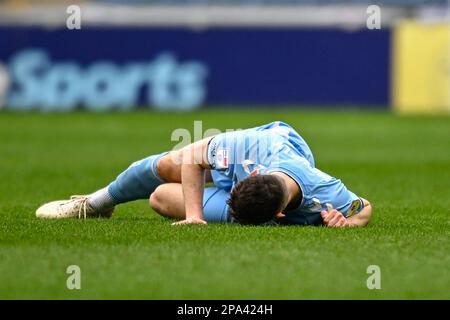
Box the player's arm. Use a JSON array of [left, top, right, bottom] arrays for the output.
[[346, 198, 372, 227], [321, 198, 372, 228], [172, 137, 212, 225]]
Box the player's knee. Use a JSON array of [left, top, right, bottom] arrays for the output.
[[149, 187, 164, 213], [156, 154, 180, 182]]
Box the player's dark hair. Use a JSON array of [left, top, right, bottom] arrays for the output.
[[227, 174, 286, 225]]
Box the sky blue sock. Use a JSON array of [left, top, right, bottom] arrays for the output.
[[107, 152, 167, 204]]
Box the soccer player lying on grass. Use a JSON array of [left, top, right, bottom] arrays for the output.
[[36, 121, 372, 227]]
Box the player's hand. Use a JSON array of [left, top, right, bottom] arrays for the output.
[[172, 217, 207, 225], [320, 209, 350, 228]]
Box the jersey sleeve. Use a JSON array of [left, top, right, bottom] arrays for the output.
[[207, 133, 231, 171], [206, 132, 238, 190], [342, 191, 365, 217]]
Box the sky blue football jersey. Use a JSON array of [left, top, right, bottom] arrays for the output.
[[207, 121, 364, 225]]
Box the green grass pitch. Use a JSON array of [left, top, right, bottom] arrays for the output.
[[0, 110, 449, 299]]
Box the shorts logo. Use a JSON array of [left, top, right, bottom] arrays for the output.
[[216, 148, 230, 169]]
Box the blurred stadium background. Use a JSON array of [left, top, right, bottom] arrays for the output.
[[0, 0, 448, 113]]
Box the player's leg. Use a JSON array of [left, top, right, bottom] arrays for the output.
[[36, 151, 169, 218], [98, 150, 213, 206], [149, 183, 229, 223], [36, 151, 212, 219], [103, 152, 168, 205], [149, 183, 184, 219]]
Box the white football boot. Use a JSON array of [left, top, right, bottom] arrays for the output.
[[36, 195, 114, 219]]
